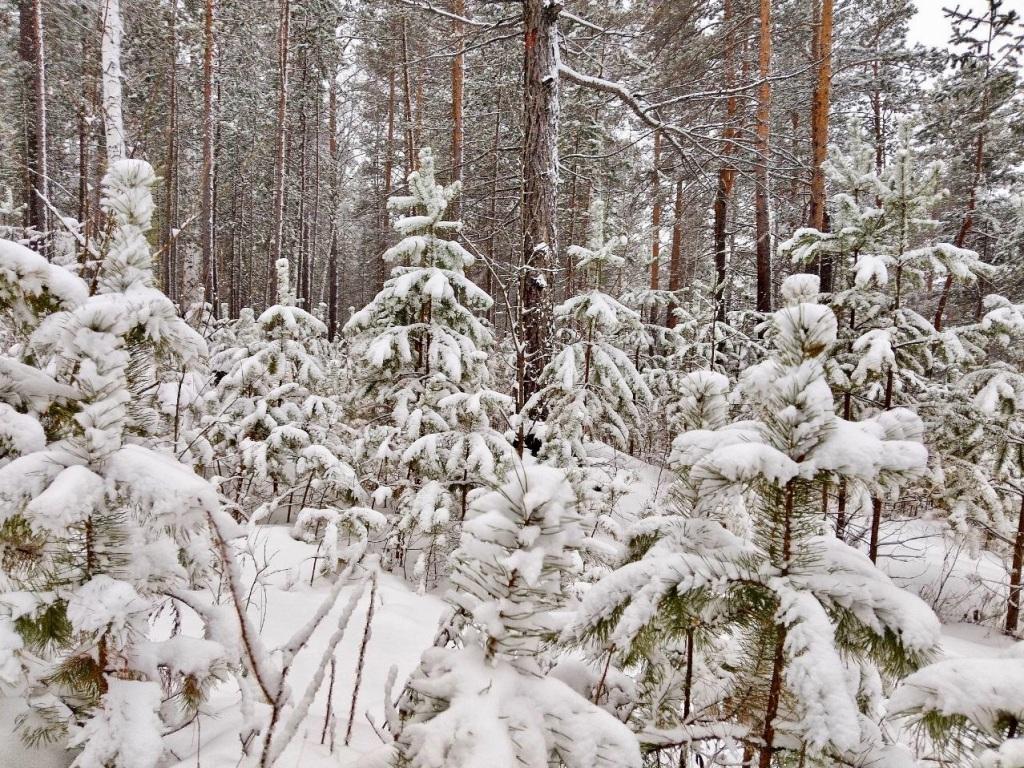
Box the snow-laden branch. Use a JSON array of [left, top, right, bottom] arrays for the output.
[[262, 578, 367, 766], [556, 62, 689, 157]]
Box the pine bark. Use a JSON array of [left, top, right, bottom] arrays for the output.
[[754, 0, 773, 314], [809, 0, 834, 292], [519, 0, 561, 411], [381, 67, 397, 287], [19, 0, 49, 243], [713, 0, 739, 324], [667, 180, 684, 328], [401, 18, 416, 176], [200, 0, 217, 307], [162, 0, 179, 299], [450, 0, 466, 213], [1006, 495, 1024, 635], [649, 131, 662, 322], [327, 76, 340, 340]]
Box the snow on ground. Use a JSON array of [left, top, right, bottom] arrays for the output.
[[0, 526, 445, 768], [877, 517, 1008, 625], [164, 526, 446, 768], [0, 450, 1016, 768], [587, 441, 673, 520]]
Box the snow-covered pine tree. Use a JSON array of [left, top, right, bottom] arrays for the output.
[[390, 463, 641, 768], [569, 275, 942, 767], [344, 146, 513, 586], [0, 238, 88, 344], [890, 647, 1024, 767], [0, 160, 232, 764], [0, 241, 85, 468], [780, 126, 993, 547], [781, 125, 991, 419], [204, 256, 371, 572], [932, 295, 1024, 632], [523, 198, 652, 467]]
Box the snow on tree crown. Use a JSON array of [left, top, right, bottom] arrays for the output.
[[99, 159, 158, 293], [567, 198, 627, 276], [773, 275, 837, 365], [383, 147, 470, 269], [276, 257, 294, 306]]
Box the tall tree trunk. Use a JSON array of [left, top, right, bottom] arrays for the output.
[[667, 179, 684, 328], [809, 0, 834, 292], [1006, 494, 1024, 635], [649, 130, 662, 323], [759, 482, 796, 768], [100, 0, 126, 164], [519, 0, 561, 414], [713, 0, 739, 324], [268, 0, 290, 307], [381, 67, 397, 287], [401, 18, 416, 176], [871, 57, 883, 176], [326, 74, 340, 340], [485, 90, 502, 324], [450, 0, 466, 214], [162, 0, 179, 299], [19, 0, 49, 245], [754, 0, 773, 313], [200, 0, 217, 308], [311, 84, 322, 309], [759, 628, 788, 768], [296, 53, 309, 306]]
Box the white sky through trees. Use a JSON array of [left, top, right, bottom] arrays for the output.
[[908, 0, 1024, 48]]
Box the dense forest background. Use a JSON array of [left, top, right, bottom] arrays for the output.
[[3, 2, 1024, 768], [4, 0, 1021, 330]]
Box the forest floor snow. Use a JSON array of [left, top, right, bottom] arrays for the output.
[[0, 448, 1016, 767]]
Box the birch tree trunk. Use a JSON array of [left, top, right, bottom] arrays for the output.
[[100, 0, 127, 164]]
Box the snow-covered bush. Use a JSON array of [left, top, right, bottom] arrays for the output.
[[390, 464, 641, 768], [0, 160, 232, 764], [345, 147, 513, 585], [205, 256, 363, 530], [569, 275, 941, 766]]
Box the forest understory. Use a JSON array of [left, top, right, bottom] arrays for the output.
[[1, 1, 1024, 767]]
